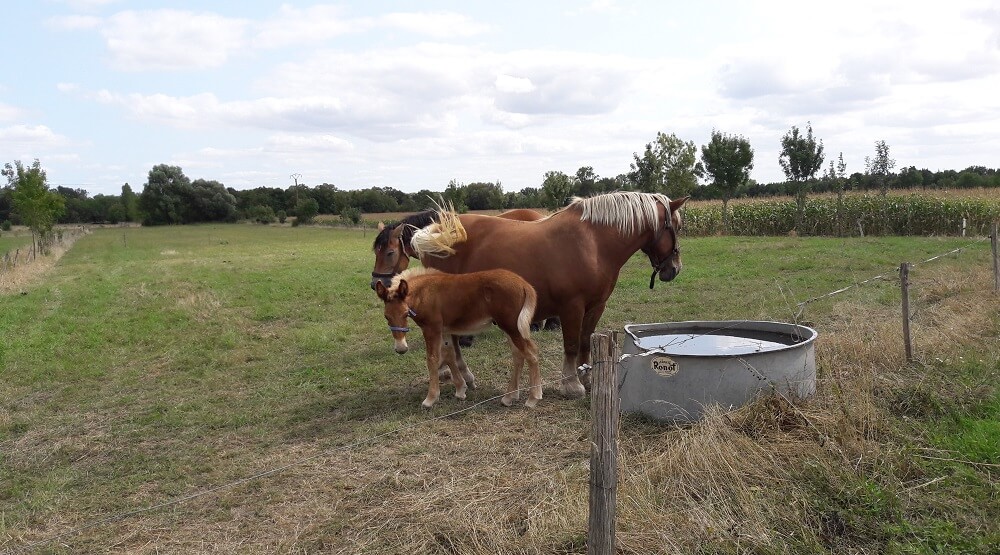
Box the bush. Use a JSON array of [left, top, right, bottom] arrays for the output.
[[1, 220, 11, 231], [277, 210, 287, 224], [247, 205, 276, 224], [340, 207, 362, 225]]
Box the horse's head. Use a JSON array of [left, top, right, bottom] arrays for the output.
[[371, 222, 411, 290], [374, 278, 412, 354], [641, 196, 688, 288]]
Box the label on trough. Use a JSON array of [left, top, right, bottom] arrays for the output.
[[651, 356, 679, 378]]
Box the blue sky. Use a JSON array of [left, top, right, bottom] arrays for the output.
[[2, 0, 998, 196]]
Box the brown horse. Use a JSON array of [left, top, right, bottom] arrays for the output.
[[371, 207, 555, 359], [374, 267, 542, 408], [409, 191, 687, 398]]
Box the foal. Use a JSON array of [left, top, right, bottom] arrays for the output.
[[374, 267, 542, 408]]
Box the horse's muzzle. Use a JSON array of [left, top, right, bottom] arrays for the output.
[[371, 274, 393, 290], [659, 265, 679, 282]]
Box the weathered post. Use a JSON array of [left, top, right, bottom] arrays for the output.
[[588, 330, 620, 555], [899, 263, 912, 363], [992, 222, 999, 294]]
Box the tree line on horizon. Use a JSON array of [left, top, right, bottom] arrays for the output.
[[3, 125, 1000, 229]]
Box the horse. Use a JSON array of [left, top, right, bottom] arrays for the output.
[[408, 191, 687, 398], [371, 207, 556, 360], [374, 267, 542, 408]]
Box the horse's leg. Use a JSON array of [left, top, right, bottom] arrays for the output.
[[512, 335, 542, 408], [501, 336, 523, 407], [437, 338, 453, 382], [422, 329, 443, 408], [450, 334, 476, 390], [442, 335, 468, 401], [577, 302, 608, 391], [557, 305, 587, 398], [527, 338, 542, 406]]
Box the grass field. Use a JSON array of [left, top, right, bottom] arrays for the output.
[[2, 224, 998, 553]]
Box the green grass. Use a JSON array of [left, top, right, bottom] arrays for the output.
[[1, 224, 997, 553]]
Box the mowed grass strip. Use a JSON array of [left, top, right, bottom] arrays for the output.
[[1, 224, 998, 553]]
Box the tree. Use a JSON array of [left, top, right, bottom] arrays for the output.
[[864, 140, 896, 196], [575, 166, 599, 197], [465, 182, 504, 210], [190, 179, 238, 222], [700, 130, 754, 232], [778, 122, 825, 231], [121, 183, 139, 222], [629, 132, 702, 198], [3, 159, 65, 254], [540, 171, 575, 210], [294, 197, 320, 224], [139, 164, 192, 225]]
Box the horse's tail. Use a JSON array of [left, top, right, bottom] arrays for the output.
[[517, 283, 538, 338], [411, 202, 467, 258]]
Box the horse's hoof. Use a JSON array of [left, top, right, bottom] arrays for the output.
[[500, 395, 515, 407], [560, 381, 587, 399], [543, 318, 561, 331], [421, 398, 436, 408], [525, 397, 540, 408], [455, 390, 467, 400], [458, 335, 475, 347], [530, 322, 540, 332]]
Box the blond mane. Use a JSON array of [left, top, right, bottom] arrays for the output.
[[389, 267, 442, 294], [410, 200, 467, 258], [562, 191, 672, 236]]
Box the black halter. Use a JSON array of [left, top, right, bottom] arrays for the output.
[[388, 308, 417, 333], [647, 211, 679, 290]]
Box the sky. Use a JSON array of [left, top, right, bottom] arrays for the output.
[[2, 1, 999, 197]]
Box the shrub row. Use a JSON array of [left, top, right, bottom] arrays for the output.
[[683, 195, 1000, 237]]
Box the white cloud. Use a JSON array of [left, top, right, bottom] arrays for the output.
[[253, 5, 359, 49], [101, 10, 248, 70], [0, 124, 70, 149], [379, 12, 491, 38]]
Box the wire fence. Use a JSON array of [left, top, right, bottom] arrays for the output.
[[4, 228, 999, 554]]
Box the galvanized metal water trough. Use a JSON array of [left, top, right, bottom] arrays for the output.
[[619, 320, 818, 423]]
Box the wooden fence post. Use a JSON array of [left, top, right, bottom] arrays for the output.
[[588, 330, 620, 555], [899, 263, 913, 363], [992, 222, 999, 294]]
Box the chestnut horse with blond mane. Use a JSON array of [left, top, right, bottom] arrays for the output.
[[407, 191, 687, 398], [375, 267, 542, 408]]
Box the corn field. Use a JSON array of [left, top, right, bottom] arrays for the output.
[[683, 194, 1000, 237]]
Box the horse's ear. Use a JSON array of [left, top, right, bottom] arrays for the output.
[[375, 281, 389, 300], [377, 221, 385, 231], [397, 279, 409, 300], [669, 196, 690, 212]]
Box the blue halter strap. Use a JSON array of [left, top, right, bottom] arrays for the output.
[[388, 308, 417, 333]]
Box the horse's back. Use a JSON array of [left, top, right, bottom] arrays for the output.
[[497, 208, 546, 222]]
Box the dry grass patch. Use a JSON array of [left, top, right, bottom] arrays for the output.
[[0, 231, 88, 295]]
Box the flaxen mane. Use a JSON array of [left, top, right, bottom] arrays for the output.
[[388, 267, 441, 293], [562, 191, 672, 236], [410, 203, 467, 258], [372, 210, 437, 253]]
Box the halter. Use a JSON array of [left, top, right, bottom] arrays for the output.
[[388, 307, 417, 333], [647, 208, 680, 290], [371, 231, 415, 284]]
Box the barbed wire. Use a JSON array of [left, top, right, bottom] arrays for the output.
[[794, 235, 991, 318]]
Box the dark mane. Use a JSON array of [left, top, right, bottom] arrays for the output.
[[372, 210, 438, 251]]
